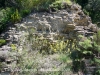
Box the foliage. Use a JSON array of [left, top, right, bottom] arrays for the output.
[[20, 9, 30, 17], [71, 35, 100, 74], [93, 30, 100, 45], [0, 8, 9, 33], [50, 0, 72, 11], [22, 0, 71, 12], [10, 44, 17, 51], [79, 39, 92, 49], [0, 7, 22, 32], [0, 9, 5, 22], [71, 49, 85, 72], [0, 39, 6, 46], [83, 9, 89, 15], [11, 9, 21, 23], [0, 62, 3, 72], [92, 30, 100, 74], [59, 53, 72, 71], [74, 0, 100, 23], [2, 0, 55, 12], [73, 0, 88, 8], [27, 36, 67, 54], [85, 0, 100, 23]]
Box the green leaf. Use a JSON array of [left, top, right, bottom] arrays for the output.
[[83, 51, 92, 54], [94, 58, 100, 64]]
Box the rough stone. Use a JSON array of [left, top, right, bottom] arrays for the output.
[[23, 3, 97, 40], [0, 3, 98, 74]]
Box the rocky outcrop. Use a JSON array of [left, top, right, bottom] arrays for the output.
[[22, 4, 97, 40], [0, 3, 97, 74], [0, 25, 22, 73]]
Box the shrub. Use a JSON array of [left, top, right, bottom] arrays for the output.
[[19, 0, 72, 12], [93, 30, 100, 45], [0, 9, 8, 33], [20, 9, 31, 17], [0, 7, 22, 31], [11, 9, 21, 23], [50, 0, 72, 11], [71, 35, 100, 74], [10, 44, 17, 51], [0, 39, 6, 46]]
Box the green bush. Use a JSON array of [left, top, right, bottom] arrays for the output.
[[19, 0, 72, 12], [11, 9, 21, 23], [0, 7, 22, 32], [17, 0, 54, 12], [20, 9, 31, 17], [0, 9, 8, 33], [50, 0, 72, 11], [93, 30, 100, 45], [10, 44, 17, 51], [71, 35, 100, 74], [0, 39, 6, 46]]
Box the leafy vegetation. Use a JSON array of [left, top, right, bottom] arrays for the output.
[[50, 0, 72, 11], [0, 39, 6, 46], [10, 44, 17, 51], [71, 33, 100, 74], [11, 9, 21, 23], [74, 0, 100, 24], [0, 7, 22, 33]]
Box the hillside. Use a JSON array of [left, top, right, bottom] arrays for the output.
[[0, 0, 100, 75]]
